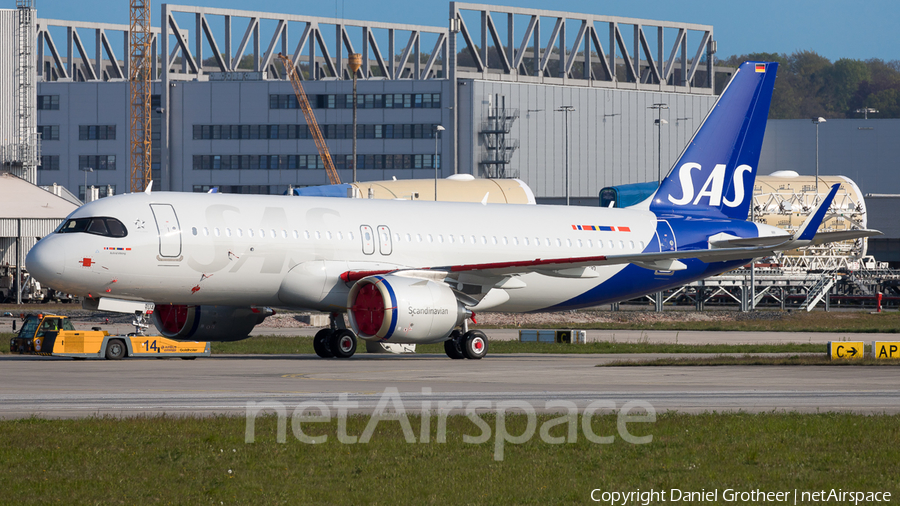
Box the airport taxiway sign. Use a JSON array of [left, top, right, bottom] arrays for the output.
[[873, 342, 900, 360], [828, 341, 865, 360]]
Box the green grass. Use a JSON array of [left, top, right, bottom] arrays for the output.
[[3, 332, 828, 356], [478, 310, 900, 332], [1, 332, 12, 354], [602, 354, 900, 366], [0, 412, 897, 504], [211, 335, 828, 355]]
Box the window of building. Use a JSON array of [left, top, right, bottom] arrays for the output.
[[78, 185, 116, 201], [79, 155, 116, 170], [193, 123, 439, 141], [39, 155, 59, 171], [37, 95, 59, 110], [37, 125, 59, 141], [193, 153, 431, 171], [78, 125, 116, 140], [270, 93, 440, 110]]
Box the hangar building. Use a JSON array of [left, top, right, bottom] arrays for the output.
[[7, 2, 725, 202]]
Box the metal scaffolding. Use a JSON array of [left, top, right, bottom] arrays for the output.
[[15, 0, 38, 184], [129, 0, 152, 193]]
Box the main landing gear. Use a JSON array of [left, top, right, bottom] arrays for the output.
[[312, 313, 487, 360], [314, 313, 358, 359], [444, 329, 488, 360]]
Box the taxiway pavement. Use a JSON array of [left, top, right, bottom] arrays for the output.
[[2, 346, 898, 418]]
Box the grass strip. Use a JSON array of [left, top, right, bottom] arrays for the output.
[[477, 310, 900, 332], [1, 333, 827, 356], [209, 335, 827, 355], [601, 354, 900, 366], [0, 412, 897, 504]]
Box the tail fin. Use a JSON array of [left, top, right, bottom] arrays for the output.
[[649, 61, 777, 220]]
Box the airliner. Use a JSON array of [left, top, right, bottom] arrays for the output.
[[26, 61, 879, 360]]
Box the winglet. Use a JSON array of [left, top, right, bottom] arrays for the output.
[[794, 184, 840, 241], [144, 181, 153, 194], [481, 192, 490, 205]]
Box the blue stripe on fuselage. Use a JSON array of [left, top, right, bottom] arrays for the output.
[[547, 217, 757, 310]]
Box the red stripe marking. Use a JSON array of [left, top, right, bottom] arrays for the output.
[[340, 254, 612, 282], [448, 255, 609, 272], [340, 269, 395, 282]]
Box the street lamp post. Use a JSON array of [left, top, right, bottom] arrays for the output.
[[434, 125, 445, 201], [556, 106, 575, 205], [80, 167, 93, 202], [855, 107, 878, 120], [648, 103, 669, 184], [813, 117, 826, 198], [348, 53, 362, 183]]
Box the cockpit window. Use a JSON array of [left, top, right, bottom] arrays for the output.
[[87, 218, 109, 235], [58, 217, 128, 238], [106, 219, 127, 237]]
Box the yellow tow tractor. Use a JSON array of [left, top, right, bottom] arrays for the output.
[[9, 314, 210, 360]]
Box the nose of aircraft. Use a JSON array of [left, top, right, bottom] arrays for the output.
[[25, 236, 66, 286]]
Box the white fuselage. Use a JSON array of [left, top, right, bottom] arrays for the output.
[[30, 192, 665, 312]]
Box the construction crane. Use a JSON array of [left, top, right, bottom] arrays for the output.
[[129, 0, 152, 192], [276, 53, 341, 185]]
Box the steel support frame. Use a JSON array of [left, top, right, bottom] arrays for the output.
[[450, 2, 716, 92], [37, 19, 160, 82], [161, 5, 447, 82]]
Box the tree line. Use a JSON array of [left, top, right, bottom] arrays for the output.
[[719, 51, 900, 119]]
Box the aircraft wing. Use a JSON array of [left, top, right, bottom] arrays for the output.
[[342, 226, 879, 283], [340, 243, 790, 282], [804, 229, 882, 246], [341, 184, 881, 281]]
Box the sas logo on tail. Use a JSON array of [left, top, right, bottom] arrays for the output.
[[667, 163, 752, 208]]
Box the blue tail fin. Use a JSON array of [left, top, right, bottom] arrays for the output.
[[649, 61, 777, 220]]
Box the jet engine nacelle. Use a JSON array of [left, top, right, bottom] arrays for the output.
[[347, 275, 467, 344], [152, 305, 274, 342]]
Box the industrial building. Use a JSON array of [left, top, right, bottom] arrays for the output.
[[8, 2, 728, 202], [1, 1, 899, 306]]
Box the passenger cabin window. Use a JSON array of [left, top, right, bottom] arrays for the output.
[[58, 217, 128, 238]]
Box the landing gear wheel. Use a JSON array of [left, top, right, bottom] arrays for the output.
[[105, 339, 126, 360], [330, 329, 357, 358], [444, 330, 465, 359], [462, 330, 488, 360], [313, 329, 335, 358]]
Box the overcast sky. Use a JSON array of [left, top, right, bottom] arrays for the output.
[[31, 0, 899, 63]]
